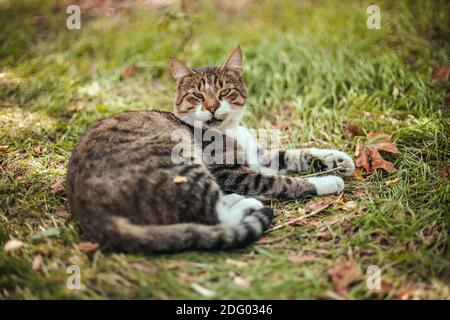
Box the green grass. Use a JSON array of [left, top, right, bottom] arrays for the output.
[[0, 0, 449, 299]]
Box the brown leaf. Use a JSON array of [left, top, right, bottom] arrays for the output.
[[372, 143, 399, 154], [123, 64, 137, 78], [55, 207, 71, 219], [343, 121, 361, 139], [216, 0, 250, 13], [78, 242, 100, 253], [439, 166, 450, 178], [0, 145, 9, 153], [367, 147, 396, 172], [317, 230, 333, 240], [33, 145, 46, 156], [256, 229, 295, 244], [67, 101, 84, 112], [32, 255, 43, 270], [355, 132, 398, 174], [173, 175, 188, 183], [340, 219, 353, 232], [287, 254, 316, 264], [431, 64, 450, 85], [395, 283, 425, 300], [275, 119, 292, 129], [232, 275, 251, 289], [373, 279, 395, 295], [355, 143, 370, 172], [353, 168, 365, 180], [385, 177, 400, 186], [51, 177, 65, 194], [367, 131, 390, 142], [341, 200, 358, 212], [328, 256, 361, 295], [306, 200, 332, 213], [351, 189, 365, 197]]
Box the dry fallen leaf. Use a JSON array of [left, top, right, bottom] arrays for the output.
[[173, 175, 188, 183], [385, 177, 400, 186], [353, 168, 365, 180], [343, 121, 361, 139], [395, 283, 425, 300], [51, 177, 65, 194], [342, 200, 358, 211], [68, 255, 83, 266], [191, 283, 216, 298], [33, 145, 46, 156], [439, 167, 450, 178], [232, 275, 251, 289], [67, 101, 84, 112], [340, 219, 353, 232], [123, 64, 137, 78], [216, 0, 250, 13], [55, 207, 71, 219], [355, 131, 398, 174], [328, 256, 361, 296], [0, 145, 9, 153], [431, 64, 450, 85], [4, 239, 24, 252], [306, 200, 332, 213], [287, 254, 316, 264], [78, 242, 100, 253], [256, 229, 295, 244], [32, 255, 43, 270], [317, 230, 333, 240], [225, 259, 248, 268], [275, 119, 292, 129]]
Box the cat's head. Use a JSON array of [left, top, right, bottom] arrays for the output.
[[170, 47, 247, 130]]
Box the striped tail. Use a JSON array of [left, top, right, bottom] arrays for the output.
[[105, 208, 274, 253]]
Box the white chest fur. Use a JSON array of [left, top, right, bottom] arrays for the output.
[[225, 126, 262, 171]]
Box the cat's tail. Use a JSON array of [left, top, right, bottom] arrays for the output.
[[104, 208, 274, 253]]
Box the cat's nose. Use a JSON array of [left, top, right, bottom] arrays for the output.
[[205, 99, 220, 114]]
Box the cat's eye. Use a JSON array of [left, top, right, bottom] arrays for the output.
[[219, 89, 231, 98], [192, 92, 204, 100]]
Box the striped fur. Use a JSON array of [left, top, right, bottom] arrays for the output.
[[66, 48, 354, 253]]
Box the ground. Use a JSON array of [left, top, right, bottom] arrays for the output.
[[0, 0, 449, 299]]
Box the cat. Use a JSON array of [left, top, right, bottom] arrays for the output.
[[65, 47, 355, 253]]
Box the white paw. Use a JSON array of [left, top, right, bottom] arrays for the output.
[[308, 176, 345, 195], [310, 148, 355, 176], [217, 195, 264, 226], [231, 197, 264, 214], [221, 193, 245, 207]]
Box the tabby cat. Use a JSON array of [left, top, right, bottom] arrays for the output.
[[66, 47, 355, 253]]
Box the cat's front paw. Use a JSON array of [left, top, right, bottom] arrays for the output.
[[310, 148, 355, 176], [307, 176, 345, 195]]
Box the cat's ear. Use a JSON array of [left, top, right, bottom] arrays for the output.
[[169, 57, 193, 79], [222, 46, 243, 72]]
